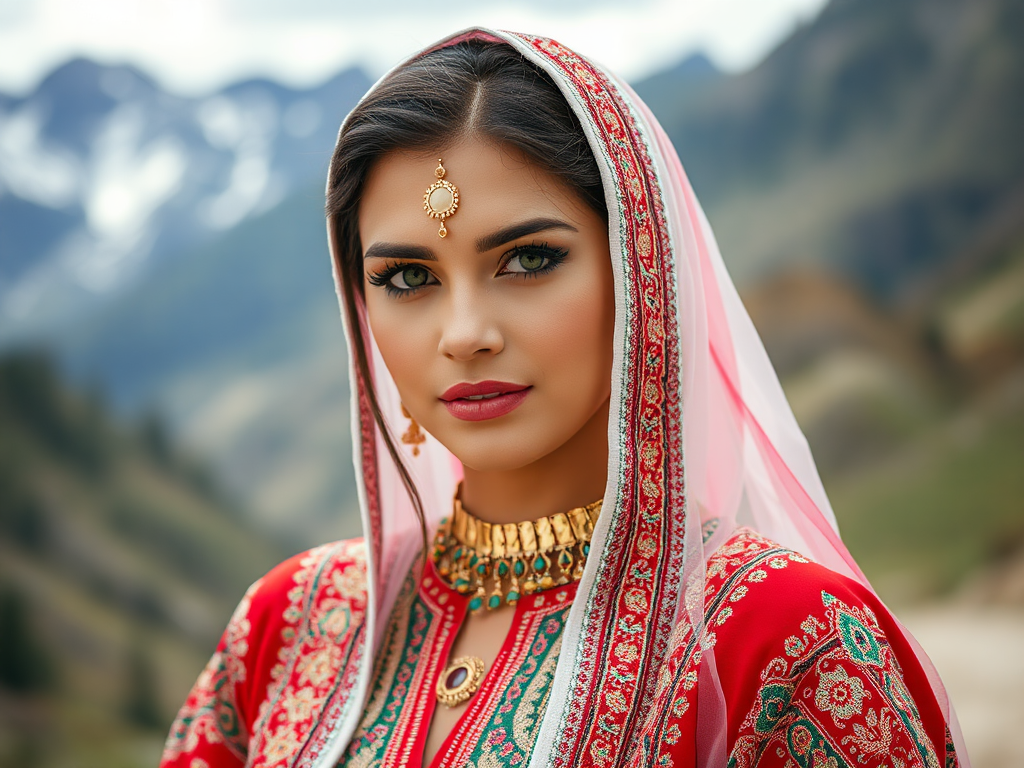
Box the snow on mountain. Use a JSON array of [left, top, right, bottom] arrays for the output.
[[0, 59, 370, 344]]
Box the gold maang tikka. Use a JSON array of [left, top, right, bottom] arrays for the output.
[[423, 158, 459, 238]]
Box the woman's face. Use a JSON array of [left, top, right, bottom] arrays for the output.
[[358, 138, 614, 472]]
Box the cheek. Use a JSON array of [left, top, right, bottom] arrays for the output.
[[515, 269, 614, 398], [365, 295, 434, 394]]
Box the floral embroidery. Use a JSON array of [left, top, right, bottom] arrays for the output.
[[755, 684, 794, 734], [726, 555, 942, 768], [840, 706, 895, 758], [785, 718, 846, 768], [814, 663, 868, 723], [263, 541, 368, 768], [162, 540, 369, 768], [627, 530, 951, 768]]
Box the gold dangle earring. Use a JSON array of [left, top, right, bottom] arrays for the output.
[[400, 404, 426, 456]]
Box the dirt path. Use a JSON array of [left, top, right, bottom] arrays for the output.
[[901, 605, 1024, 768]]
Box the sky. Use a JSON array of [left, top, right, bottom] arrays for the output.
[[0, 0, 830, 96]]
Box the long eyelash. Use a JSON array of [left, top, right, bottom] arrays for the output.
[[366, 260, 433, 297], [502, 242, 569, 278], [365, 259, 403, 287]]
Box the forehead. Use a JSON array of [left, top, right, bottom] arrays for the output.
[[358, 138, 592, 247]]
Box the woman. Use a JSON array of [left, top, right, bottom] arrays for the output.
[[161, 29, 966, 767]]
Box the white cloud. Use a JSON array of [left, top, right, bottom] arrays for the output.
[[0, 0, 828, 96]]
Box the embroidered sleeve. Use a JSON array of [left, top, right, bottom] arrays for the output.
[[730, 592, 951, 768], [629, 532, 958, 768], [160, 579, 261, 767], [161, 540, 370, 768], [159, 541, 353, 767]]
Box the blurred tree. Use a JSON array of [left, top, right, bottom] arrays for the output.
[[0, 349, 107, 473], [137, 409, 173, 467], [0, 585, 54, 693], [123, 637, 164, 730], [0, 467, 49, 554]]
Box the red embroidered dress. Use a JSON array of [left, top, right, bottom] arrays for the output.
[[162, 26, 967, 768], [162, 530, 955, 767]]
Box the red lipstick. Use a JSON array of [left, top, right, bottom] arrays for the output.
[[439, 380, 531, 422]]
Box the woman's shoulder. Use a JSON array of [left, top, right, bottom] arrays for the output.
[[247, 538, 369, 613], [702, 528, 955, 767], [704, 527, 878, 624], [700, 527, 919, 696], [638, 527, 955, 766], [161, 539, 370, 766], [239, 537, 370, 650]]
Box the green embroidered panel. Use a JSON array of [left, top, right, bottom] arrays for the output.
[[458, 614, 566, 765], [338, 569, 572, 767]]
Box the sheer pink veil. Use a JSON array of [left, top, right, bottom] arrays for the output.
[[323, 27, 967, 768]]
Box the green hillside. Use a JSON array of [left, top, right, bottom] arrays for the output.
[[0, 350, 294, 767], [741, 228, 1024, 604]]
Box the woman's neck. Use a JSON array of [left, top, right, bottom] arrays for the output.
[[459, 398, 609, 525]]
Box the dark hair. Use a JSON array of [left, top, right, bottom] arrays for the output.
[[326, 39, 606, 544]]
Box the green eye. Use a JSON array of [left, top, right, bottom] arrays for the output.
[[518, 252, 545, 271], [393, 266, 429, 289], [504, 249, 551, 274], [499, 243, 569, 278]]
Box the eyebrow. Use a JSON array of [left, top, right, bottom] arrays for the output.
[[474, 217, 578, 252], [362, 242, 436, 262], [362, 217, 579, 262]]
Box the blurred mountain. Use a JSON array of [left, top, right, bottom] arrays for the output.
[[0, 62, 371, 542], [0, 59, 371, 342], [634, 0, 1024, 304], [58, 185, 359, 540], [0, 349, 293, 765]]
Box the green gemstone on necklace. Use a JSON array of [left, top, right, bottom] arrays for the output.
[[506, 590, 520, 604], [487, 594, 501, 610], [476, 562, 488, 576], [582, 543, 590, 556], [469, 596, 482, 611], [469, 554, 478, 567], [533, 555, 546, 572], [497, 561, 509, 577], [558, 550, 573, 568], [513, 560, 525, 577]]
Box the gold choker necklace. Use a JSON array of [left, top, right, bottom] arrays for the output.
[[431, 494, 602, 612]]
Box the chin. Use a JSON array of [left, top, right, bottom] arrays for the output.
[[441, 430, 566, 473]]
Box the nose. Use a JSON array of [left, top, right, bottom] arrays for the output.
[[437, 287, 505, 362]]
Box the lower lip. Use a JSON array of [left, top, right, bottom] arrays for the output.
[[442, 388, 531, 422]]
